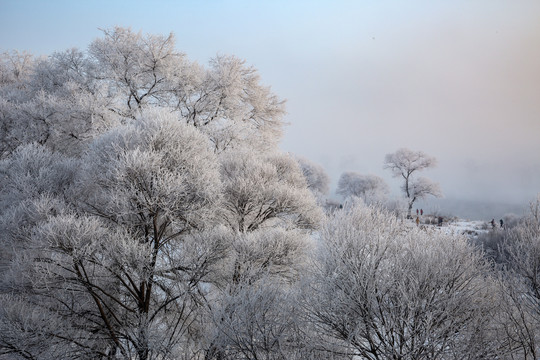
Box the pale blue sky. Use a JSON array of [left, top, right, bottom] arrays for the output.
[[2, 0, 540, 218]]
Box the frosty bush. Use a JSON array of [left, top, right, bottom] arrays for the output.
[[305, 204, 503, 359]]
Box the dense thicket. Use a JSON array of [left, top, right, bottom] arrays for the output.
[[1, 28, 539, 359]]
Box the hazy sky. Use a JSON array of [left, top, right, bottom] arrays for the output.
[[2, 0, 539, 217]]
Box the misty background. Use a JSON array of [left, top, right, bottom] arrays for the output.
[[1, 0, 539, 220]]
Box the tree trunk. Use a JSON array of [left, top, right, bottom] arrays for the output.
[[407, 201, 413, 219], [137, 317, 149, 360]]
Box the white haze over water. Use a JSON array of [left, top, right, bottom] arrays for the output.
[[2, 0, 539, 219]]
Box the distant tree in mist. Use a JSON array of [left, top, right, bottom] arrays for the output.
[[384, 148, 442, 218], [294, 155, 330, 196], [336, 172, 389, 205]]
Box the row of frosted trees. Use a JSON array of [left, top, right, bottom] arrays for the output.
[[1, 28, 539, 359]]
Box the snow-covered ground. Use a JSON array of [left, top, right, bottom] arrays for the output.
[[407, 215, 492, 239], [442, 219, 490, 238]]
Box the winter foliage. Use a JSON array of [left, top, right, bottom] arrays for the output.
[[1, 28, 540, 359]]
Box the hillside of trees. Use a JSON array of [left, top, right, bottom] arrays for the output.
[[1, 28, 540, 359]]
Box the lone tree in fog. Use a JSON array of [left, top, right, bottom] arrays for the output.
[[384, 148, 442, 218]]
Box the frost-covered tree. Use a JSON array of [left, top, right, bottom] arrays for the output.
[[88, 27, 187, 115], [0, 28, 319, 360], [336, 172, 389, 205], [185, 54, 285, 152], [0, 143, 79, 277], [205, 277, 303, 360], [204, 276, 343, 360], [218, 150, 322, 233], [88, 27, 285, 152], [202, 227, 333, 360], [0, 48, 116, 159], [0, 27, 286, 159], [0, 115, 226, 359], [0, 113, 314, 360], [186, 148, 322, 359], [495, 196, 540, 358], [384, 148, 442, 218], [305, 204, 503, 359], [206, 151, 322, 358]]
